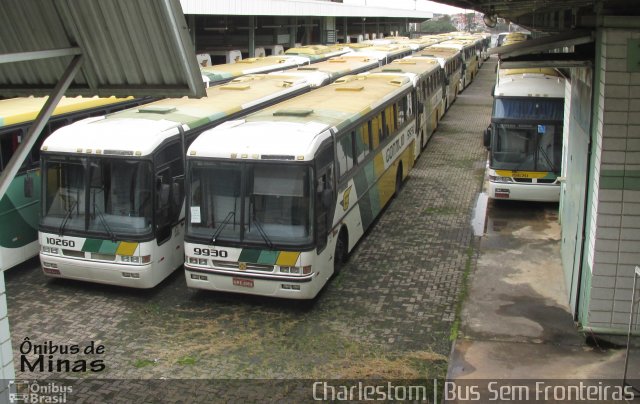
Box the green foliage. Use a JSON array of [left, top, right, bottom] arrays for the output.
[[420, 15, 456, 34]]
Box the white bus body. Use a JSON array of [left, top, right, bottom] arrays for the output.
[[486, 69, 565, 202]]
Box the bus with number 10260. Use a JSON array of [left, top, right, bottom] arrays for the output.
[[0, 95, 150, 272]]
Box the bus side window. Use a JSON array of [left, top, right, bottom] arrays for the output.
[[394, 102, 402, 127], [371, 115, 382, 148], [384, 106, 393, 137], [0, 129, 22, 172], [336, 133, 354, 178], [355, 124, 370, 164], [315, 141, 334, 252]]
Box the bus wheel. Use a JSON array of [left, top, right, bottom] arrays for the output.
[[333, 229, 348, 277], [395, 164, 404, 196]]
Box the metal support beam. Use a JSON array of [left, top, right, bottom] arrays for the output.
[[0, 55, 83, 200], [0, 48, 81, 64], [500, 52, 593, 69]]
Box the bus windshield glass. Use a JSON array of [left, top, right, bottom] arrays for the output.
[[188, 160, 313, 247], [41, 155, 153, 237], [490, 123, 562, 172]]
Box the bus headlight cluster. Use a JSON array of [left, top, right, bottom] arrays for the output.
[[279, 265, 312, 275], [188, 257, 208, 266], [42, 262, 58, 269], [122, 272, 140, 278], [281, 284, 301, 290], [42, 246, 59, 254], [489, 175, 512, 183], [120, 255, 151, 264]]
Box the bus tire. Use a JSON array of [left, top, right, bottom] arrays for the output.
[[395, 164, 404, 196], [333, 229, 348, 277]]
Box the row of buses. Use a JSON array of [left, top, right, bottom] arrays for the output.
[[2, 33, 489, 299]]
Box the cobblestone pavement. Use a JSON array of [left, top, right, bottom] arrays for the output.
[[4, 59, 497, 401]]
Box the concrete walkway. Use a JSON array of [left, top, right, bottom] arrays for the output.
[[447, 62, 640, 402]]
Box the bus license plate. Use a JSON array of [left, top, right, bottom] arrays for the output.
[[233, 278, 254, 288]]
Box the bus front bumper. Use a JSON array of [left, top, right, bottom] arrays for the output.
[[184, 265, 321, 299], [39, 253, 158, 288], [489, 181, 560, 202]]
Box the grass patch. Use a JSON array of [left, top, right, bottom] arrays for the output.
[[424, 206, 457, 215], [450, 246, 475, 341], [177, 356, 197, 366], [133, 359, 156, 368]]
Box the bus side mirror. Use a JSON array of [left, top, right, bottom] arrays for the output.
[[483, 126, 492, 149], [24, 175, 33, 198]]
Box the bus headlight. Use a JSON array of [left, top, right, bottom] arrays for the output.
[[280, 265, 312, 275], [42, 246, 59, 254], [489, 175, 512, 183]]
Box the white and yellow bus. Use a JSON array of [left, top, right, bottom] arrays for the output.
[[430, 40, 479, 91], [484, 68, 565, 202], [184, 72, 419, 299], [0, 95, 151, 272], [369, 57, 445, 151], [37, 54, 384, 288], [417, 46, 463, 111], [200, 44, 350, 87]]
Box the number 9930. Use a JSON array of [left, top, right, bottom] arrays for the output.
[[193, 248, 228, 257]]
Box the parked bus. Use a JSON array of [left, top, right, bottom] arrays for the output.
[[200, 54, 311, 88], [284, 44, 350, 62], [430, 40, 479, 90], [484, 68, 565, 202], [200, 45, 349, 87], [38, 54, 382, 288], [184, 72, 419, 299], [369, 57, 445, 151], [417, 46, 463, 111], [0, 96, 151, 272], [344, 43, 413, 66]]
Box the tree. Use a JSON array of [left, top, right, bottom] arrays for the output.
[[419, 15, 457, 34]]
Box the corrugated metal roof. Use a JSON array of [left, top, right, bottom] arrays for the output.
[[0, 0, 205, 98]]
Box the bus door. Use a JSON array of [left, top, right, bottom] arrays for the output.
[[314, 138, 335, 253]]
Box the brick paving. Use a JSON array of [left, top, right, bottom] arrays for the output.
[[4, 59, 496, 402]]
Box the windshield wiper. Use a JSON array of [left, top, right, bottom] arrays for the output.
[[537, 145, 556, 173], [251, 216, 274, 250], [211, 211, 235, 244], [93, 202, 116, 242], [58, 199, 78, 236]]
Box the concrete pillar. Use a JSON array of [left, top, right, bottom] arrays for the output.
[[290, 17, 297, 48], [248, 16, 256, 57]]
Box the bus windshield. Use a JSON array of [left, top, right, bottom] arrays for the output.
[[41, 155, 153, 238], [490, 123, 562, 173], [188, 160, 313, 247]]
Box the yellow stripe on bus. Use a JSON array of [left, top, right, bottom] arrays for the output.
[[115, 242, 139, 256], [276, 251, 300, 267], [495, 170, 551, 179]]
